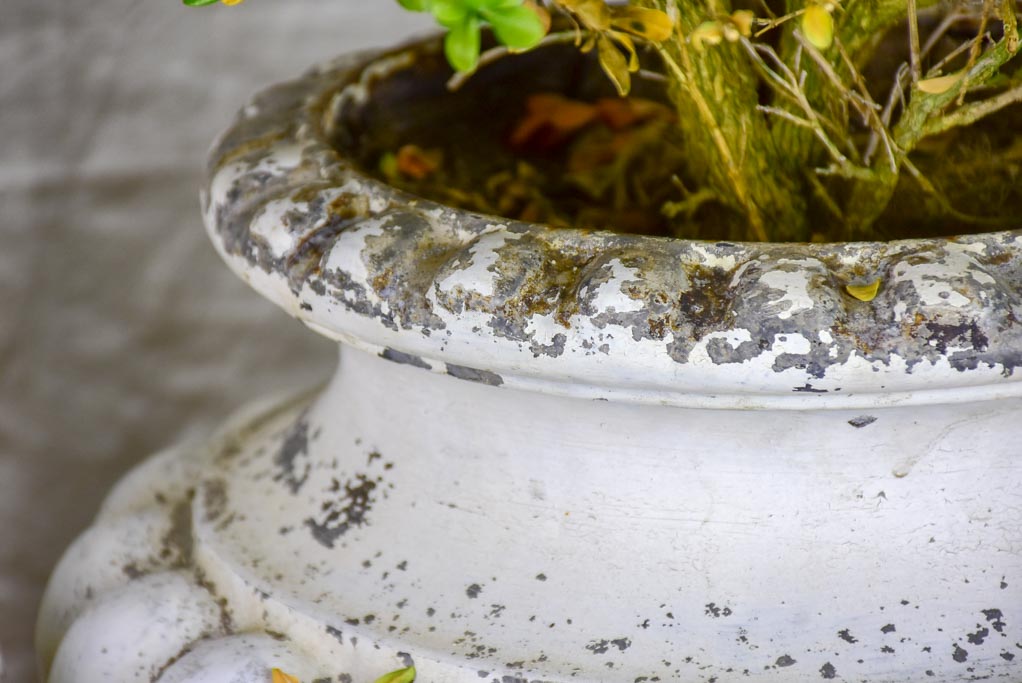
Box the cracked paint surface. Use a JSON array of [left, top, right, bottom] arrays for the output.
[[201, 42, 1022, 408]]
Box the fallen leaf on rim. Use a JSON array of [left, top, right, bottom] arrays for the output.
[[374, 665, 417, 683], [845, 280, 881, 302], [271, 669, 300, 683]]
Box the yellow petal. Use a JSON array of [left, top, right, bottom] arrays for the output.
[[917, 71, 964, 95], [802, 5, 834, 50], [271, 669, 300, 683], [221, 0, 244, 5], [845, 280, 881, 302], [374, 666, 417, 683]]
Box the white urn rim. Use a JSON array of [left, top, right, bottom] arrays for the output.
[[202, 38, 1022, 410]]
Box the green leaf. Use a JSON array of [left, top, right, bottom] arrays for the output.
[[396, 0, 431, 11], [182, 0, 220, 5], [374, 666, 417, 683], [445, 15, 482, 72], [483, 4, 546, 50], [482, 0, 526, 8], [431, 0, 470, 26]]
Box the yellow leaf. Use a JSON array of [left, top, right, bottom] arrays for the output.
[[845, 280, 881, 302], [608, 31, 640, 72], [691, 21, 724, 51], [271, 669, 300, 683], [374, 666, 417, 683], [730, 10, 755, 38], [610, 7, 674, 42], [558, 0, 612, 32], [597, 37, 631, 96], [917, 71, 964, 95], [802, 5, 834, 50]]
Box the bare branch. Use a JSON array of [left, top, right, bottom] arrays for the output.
[[908, 0, 922, 82], [924, 82, 1022, 136], [834, 37, 900, 172], [958, 0, 996, 105], [901, 156, 1007, 227], [742, 39, 853, 167]]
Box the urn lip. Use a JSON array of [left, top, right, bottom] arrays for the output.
[[202, 39, 1022, 409]]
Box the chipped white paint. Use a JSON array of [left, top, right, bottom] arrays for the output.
[[691, 243, 738, 271], [759, 267, 816, 320], [889, 245, 988, 308], [38, 348, 1022, 683], [892, 300, 908, 323], [249, 197, 303, 259], [205, 161, 249, 223], [770, 331, 812, 355], [322, 217, 390, 295], [436, 229, 520, 298], [587, 258, 645, 314]]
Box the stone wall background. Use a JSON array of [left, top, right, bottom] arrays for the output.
[[0, 2, 429, 680]]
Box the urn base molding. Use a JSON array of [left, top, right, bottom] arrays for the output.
[[37, 346, 1022, 683]]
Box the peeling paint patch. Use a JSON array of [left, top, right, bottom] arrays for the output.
[[305, 472, 380, 548], [982, 608, 1006, 632], [201, 478, 228, 523], [274, 414, 311, 494], [447, 364, 504, 386], [704, 602, 733, 618], [381, 348, 432, 370], [585, 638, 631, 654]]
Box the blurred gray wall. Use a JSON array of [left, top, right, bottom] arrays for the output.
[[0, 2, 431, 680]]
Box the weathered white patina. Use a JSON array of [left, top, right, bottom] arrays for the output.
[[37, 41, 1022, 682]]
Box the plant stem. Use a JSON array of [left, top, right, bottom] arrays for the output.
[[844, 35, 1021, 237], [923, 82, 1022, 136], [649, 0, 810, 241]]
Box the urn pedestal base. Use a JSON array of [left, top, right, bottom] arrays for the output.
[[37, 347, 1022, 683]]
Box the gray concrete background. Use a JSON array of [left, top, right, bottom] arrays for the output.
[[0, 2, 431, 680]]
